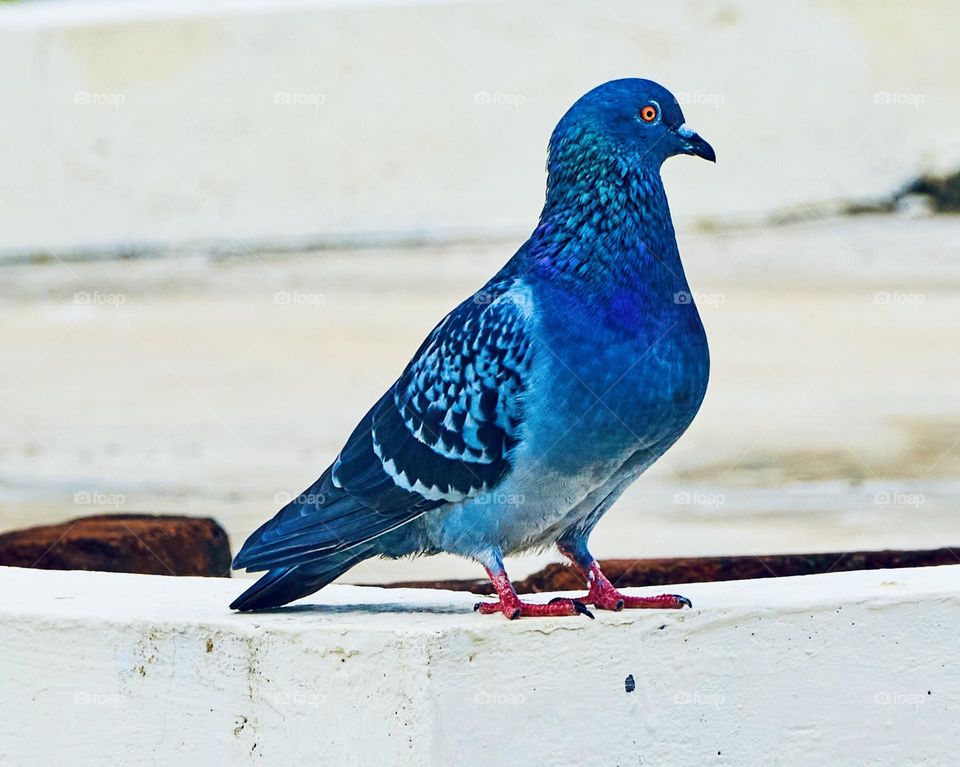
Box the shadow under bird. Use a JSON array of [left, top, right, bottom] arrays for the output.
[[231, 78, 715, 619]]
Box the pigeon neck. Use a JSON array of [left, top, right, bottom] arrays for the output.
[[528, 162, 682, 285]]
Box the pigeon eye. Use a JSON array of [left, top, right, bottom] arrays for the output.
[[639, 104, 658, 123]]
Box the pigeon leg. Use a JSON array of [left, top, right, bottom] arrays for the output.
[[474, 560, 594, 620], [558, 541, 692, 611]]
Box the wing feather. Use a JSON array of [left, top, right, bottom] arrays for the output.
[[232, 278, 534, 571]]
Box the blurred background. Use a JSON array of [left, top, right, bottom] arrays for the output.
[[1, 0, 958, 583]]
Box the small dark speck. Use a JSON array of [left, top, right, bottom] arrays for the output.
[[658, 624, 666, 630], [624, 674, 636, 693]]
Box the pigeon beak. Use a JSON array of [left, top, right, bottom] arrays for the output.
[[677, 124, 716, 163]]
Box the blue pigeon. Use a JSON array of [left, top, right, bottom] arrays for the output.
[[231, 78, 714, 618]]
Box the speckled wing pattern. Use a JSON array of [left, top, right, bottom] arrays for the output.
[[360, 280, 531, 503], [366, 280, 530, 502], [232, 279, 533, 571]]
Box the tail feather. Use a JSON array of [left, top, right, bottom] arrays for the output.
[[230, 544, 375, 611], [231, 469, 427, 573]]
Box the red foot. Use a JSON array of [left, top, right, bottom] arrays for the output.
[[474, 593, 594, 620], [586, 589, 691, 611], [578, 560, 692, 611], [474, 564, 594, 620]]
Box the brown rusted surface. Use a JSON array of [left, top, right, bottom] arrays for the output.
[[379, 548, 960, 595], [0, 514, 232, 577]]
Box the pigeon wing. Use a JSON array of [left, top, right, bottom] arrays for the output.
[[232, 279, 534, 571]]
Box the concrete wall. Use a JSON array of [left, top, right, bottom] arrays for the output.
[[2, 564, 958, 764], [2, 0, 959, 257]]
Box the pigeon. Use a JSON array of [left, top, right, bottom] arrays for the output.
[[231, 78, 714, 618]]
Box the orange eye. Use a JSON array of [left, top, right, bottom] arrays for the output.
[[639, 104, 658, 123]]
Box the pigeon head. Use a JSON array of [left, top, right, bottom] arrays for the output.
[[546, 79, 715, 193]]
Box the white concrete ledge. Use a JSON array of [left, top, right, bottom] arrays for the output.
[[2, 565, 958, 764]]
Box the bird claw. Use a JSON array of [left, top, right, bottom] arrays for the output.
[[550, 596, 595, 619]]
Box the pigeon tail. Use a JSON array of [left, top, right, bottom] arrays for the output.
[[230, 544, 376, 611]]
